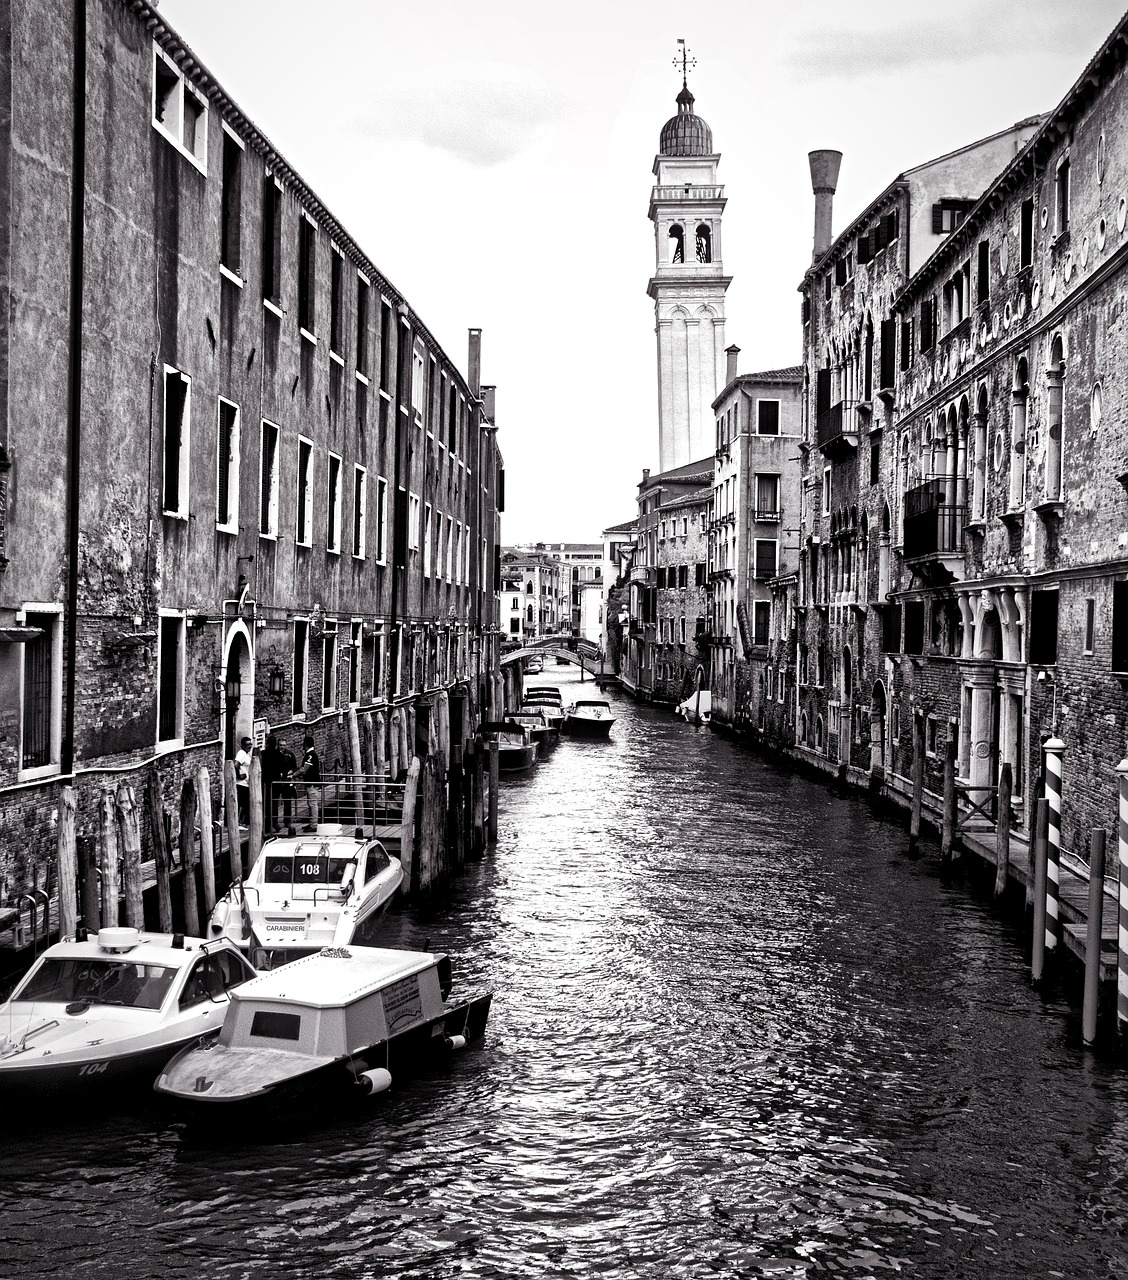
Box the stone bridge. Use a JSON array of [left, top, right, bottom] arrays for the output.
[[500, 637, 606, 679]]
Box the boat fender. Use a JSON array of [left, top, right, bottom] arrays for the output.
[[444, 1034, 466, 1052], [357, 1067, 392, 1096], [210, 901, 229, 935]]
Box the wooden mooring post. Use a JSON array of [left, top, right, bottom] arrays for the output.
[[56, 784, 77, 941], [247, 753, 264, 870], [1083, 828, 1106, 1046], [117, 784, 144, 929], [488, 739, 499, 844], [147, 769, 173, 933], [908, 712, 925, 854], [940, 738, 957, 863], [99, 786, 120, 930], [196, 765, 216, 915], [994, 763, 1012, 899], [1032, 797, 1049, 983], [179, 777, 199, 937]]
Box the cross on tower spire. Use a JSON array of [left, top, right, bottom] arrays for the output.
[[673, 38, 696, 89]]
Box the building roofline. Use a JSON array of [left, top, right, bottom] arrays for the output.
[[896, 16, 1128, 308], [121, 0, 477, 403], [712, 366, 803, 410]]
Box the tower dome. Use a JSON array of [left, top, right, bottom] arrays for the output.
[[659, 85, 713, 157]]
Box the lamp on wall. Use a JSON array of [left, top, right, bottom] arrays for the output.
[[268, 667, 285, 696], [225, 676, 241, 702]]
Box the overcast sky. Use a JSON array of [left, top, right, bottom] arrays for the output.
[[161, 0, 1126, 543]]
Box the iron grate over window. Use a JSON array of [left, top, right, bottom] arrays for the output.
[[21, 614, 53, 770]]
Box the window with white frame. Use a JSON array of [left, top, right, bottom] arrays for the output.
[[755, 474, 781, 520], [455, 523, 463, 584], [162, 366, 191, 518], [1055, 156, 1070, 238], [152, 44, 208, 171], [326, 453, 342, 553], [757, 400, 780, 435], [411, 348, 425, 416], [321, 624, 338, 710], [157, 612, 185, 745], [259, 420, 279, 537], [408, 493, 420, 550], [423, 503, 433, 576], [348, 620, 361, 704], [373, 622, 387, 699], [19, 608, 62, 778], [220, 127, 243, 276], [216, 398, 240, 532], [292, 619, 308, 716], [446, 515, 454, 582], [375, 476, 388, 564], [822, 467, 831, 513], [296, 437, 313, 546], [352, 466, 367, 559], [754, 539, 778, 580]]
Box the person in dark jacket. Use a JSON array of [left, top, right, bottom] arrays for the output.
[[293, 733, 321, 830], [260, 734, 292, 833]]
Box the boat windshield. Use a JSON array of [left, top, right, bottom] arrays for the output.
[[263, 851, 355, 885], [16, 958, 178, 1010]]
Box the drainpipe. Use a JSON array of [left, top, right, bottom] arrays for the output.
[[62, 0, 87, 777]]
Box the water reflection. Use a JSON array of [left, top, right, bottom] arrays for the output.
[[2, 669, 1128, 1277]]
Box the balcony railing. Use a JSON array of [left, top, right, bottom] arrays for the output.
[[754, 507, 781, 523], [816, 400, 860, 450], [903, 479, 966, 560]]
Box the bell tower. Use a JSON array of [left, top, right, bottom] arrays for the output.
[[648, 42, 730, 471]]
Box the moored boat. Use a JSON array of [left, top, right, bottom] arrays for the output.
[[479, 720, 538, 770], [563, 698, 616, 738], [510, 708, 558, 750], [207, 826, 403, 964], [154, 945, 491, 1114], [0, 928, 257, 1100], [522, 685, 564, 731]]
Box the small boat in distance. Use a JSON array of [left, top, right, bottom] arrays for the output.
[[207, 827, 403, 963], [523, 686, 564, 732], [524, 654, 543, 674], [0, 928, 256, 1100], [479, 720, 539, 771], [155, 945, 492, 1115], [563, 699, 616, 738], [510, 708, 558, 750]]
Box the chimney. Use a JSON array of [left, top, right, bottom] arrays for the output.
[[468, 328, 482, 396], [725, 344, 740, 386], [642, 468, 650, 485], [808, 149, 843, 262], [481, 385, 496, 424]]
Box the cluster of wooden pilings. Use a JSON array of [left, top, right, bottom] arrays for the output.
[[43, 687, 503, 957], [904, 723, 1128, 1050]]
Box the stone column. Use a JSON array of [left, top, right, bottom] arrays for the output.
[[969, 668, 995, 794]]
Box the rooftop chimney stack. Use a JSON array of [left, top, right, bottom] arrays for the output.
[[468, 328, 482, 396], [725, 344, 741, 386], [808, 149, 843, 263]]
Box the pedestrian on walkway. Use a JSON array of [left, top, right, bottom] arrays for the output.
[[261, 734, 293, 833], [234, 736, 253, 826], [293, 733, 321, 830]]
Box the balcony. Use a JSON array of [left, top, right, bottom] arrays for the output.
[[754, 507, 781, 523], [816, 400, 861, 454], [903, 479, 966, 567]]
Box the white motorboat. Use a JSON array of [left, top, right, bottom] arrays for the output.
[[0, 927, 256, 1100], [563, 699, 616, 738], [522, 685, 564, 731], [479, 720, 539, 771], [208, 825, 403, 964], [155, 945, 492, 1115]]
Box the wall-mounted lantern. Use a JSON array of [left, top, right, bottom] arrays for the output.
[[225, 676, 242, 702], [268, 667, 285, 696]]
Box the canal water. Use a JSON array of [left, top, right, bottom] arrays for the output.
[[3, 667, 1128, 1279]]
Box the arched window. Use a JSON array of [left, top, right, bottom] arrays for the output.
[[842, 646, 852, 699], [1010, 357, 1028, 510], [973, 385, 989, 520], [1046, 337, 1064, 501], [864, 315, 874, 402], [525, 582, 533, 595], [696, 224, 712, 264], [815, 715, 825, 750], [668, 225, 684, 264], [526, 605, 533, 623]]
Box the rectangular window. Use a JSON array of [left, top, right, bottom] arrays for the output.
[[756, 474, 781, 519], [427, 357, 438, 435], [352, 466, 367, 558], [1114, 583, 1128, 670], [259, 419, 279, 537], [220, 130, 242, 274], [411, 348, 425, 415], [375, 476, 388, 564], [356, 274, 369, 376], [900, 318, 913, 371], [1029, 589, 1059, 665], [904, 600, 925, 655], [757, 400, 780, 435], [1085, 598, 1095, 654], [822, 467, 831, 512], [322, 625, 338, 710], [695, 563, 706, 588], [329, 247, 343, 357], [1020, 198, 1034, 269], [754, 539, 778, 580], [296, 437, 313, 546], [455, 523, 463, 585], [880, 317, 896, 389], [678, 565, 687, 588], [976, 240, 990, 305], [292, 620, 308, 716], [326, 453, 342, 553], [262, 176, 283, 306], [446, 516, 454, 582], [157, 614, 184, 744], [448, 388, 458, 453], [216, 398, 240, 532], [162, 367, 191, 518], [753, 601, 771, 646], [870, 434, 881, 486], [919, 297, 935, 353], [423, 504, 433, 577], [408, 492, 421, 550], [152, 45, 208, 171], [1055, 158, 1070, 237], [379, 300, 393, 395], [349, 620, 361, 704], [20, 611, 60, 775], [298, 214, 316, 335], [882, 602, 902, 653]]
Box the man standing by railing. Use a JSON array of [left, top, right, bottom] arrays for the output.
[[292, 734, 321, 831]]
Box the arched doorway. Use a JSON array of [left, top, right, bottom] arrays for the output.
[[222, 623, 254, 762], [870, 680, 887, 775]]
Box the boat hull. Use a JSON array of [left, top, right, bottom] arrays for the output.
[[497, 744, 538, 771], [563, 715, 614, 738], [157, 993, 492, 1117]]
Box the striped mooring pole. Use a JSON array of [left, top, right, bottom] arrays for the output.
[[1043, 736, 1065, 953], [1117, 757, 1128, 1030]]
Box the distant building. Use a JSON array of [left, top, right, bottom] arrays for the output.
[[499, 551, 567, 638]]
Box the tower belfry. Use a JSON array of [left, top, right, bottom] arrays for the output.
[[647, 42, 730, 471]]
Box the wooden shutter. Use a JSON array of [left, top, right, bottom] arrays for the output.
[[880, 318, 897, 389], [816, 367, 832, 419], [1113, 582, 1128, 671], [931, 203, 944, 234]]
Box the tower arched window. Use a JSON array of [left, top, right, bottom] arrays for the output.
[[696, 224, 712, 264], [1045, 337, 1065, 502], [668, 225, 684, 264]]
